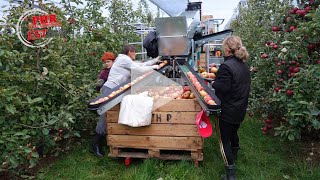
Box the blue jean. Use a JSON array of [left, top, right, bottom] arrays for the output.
[[95, 86, 113, 135]]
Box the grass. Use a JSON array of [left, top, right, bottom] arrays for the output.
[[37, 117, 320, 180]]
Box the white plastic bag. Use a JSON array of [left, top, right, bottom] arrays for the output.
[[118, 92, 154, 127]]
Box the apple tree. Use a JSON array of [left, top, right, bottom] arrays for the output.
[[231, 0, 320, 140]]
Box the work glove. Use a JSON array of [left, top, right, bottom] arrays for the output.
[[152, 65, 160, 70], [149, 56, 162, 65], [154, 56, 161, 62]]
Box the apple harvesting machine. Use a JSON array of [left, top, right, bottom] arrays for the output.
[[88, 0, 233, 115]]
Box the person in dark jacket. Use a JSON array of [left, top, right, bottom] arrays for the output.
[[211, 36, 251, 180], [95, 52, 116, 92]]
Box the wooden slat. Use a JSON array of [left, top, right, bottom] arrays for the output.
[[107, 123, 200, 137], [108, 99, 201, 112], [110, 147, 119, 156], [108, 152, 195, 161], [108, 147, 203, 161], [156, 99, 202, 111], [107, 135, 203, 150], [106, 111, 198, 124], [191, 149, 203, 161], [148, 149, 160, 158]]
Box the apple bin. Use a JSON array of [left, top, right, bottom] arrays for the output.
[[106, 99, 204, 166], [88, 59, 221, 166]]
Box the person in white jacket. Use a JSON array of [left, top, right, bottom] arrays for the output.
[[90, 44, 161, 157]]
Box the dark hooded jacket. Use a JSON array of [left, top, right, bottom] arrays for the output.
[[212, 56, 251, 124]]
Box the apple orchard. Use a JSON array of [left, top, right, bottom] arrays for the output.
[[231, 0, 320, 140], [0, 0, 319, 176]]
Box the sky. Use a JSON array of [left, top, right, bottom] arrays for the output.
[[0, 0, 241, 30], [134, 0, 241, 29]]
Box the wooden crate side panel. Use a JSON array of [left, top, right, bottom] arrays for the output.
[[107, 123, 200, 137], [155, 99, 201, 111], [106, 111, 198, 124], [108, 135, 203, 150], [108, 99, 201, 112]]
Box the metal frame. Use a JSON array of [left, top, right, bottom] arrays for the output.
[[129, 23, 155, 62], [204, 43, 224, 72]]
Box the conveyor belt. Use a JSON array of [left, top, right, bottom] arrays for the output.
[[87, 62, 169, 114], [176, 61, 221, 114]]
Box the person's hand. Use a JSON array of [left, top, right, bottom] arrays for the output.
[[152, 65, 160, 70], [153, 56, 162, 62]]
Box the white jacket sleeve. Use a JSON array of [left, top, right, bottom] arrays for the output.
[[119, 56, 153, 73], [130, 62, 154, 73], [142, 56, 161, 66]]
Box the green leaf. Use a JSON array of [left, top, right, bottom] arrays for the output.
[[288, 134, 294, 141], [311, 120, 320, 130], [6, 88, 18, 96], [47, 119, 57, 125], [24, 148, 32, 153], [14, 132, 26, 136], [63, 133, 70, 139], [281, 41, 292, 45], [42, 128, 49, 135], [22, 45, 28, 52], [274, 130, 281, 136], [9, 157, 18, 168], [29, 158, 37, 168], [31, 152, 39, 158], [5, 104, 16, 114], [310, 109, 320, 116], [30, 97, 43, 104], [43, 55, 50, 60], [298, 101, 309, 105], [73, 132, 81, 137]]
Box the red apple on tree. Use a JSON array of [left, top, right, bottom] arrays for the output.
[[273, 45, 278, 50], [261, 53, 268, 59], [293, 67, 300, 73], [289, 26, 295, 32], [286, 89, 293, 96], [307, 43, 315, 51], [286, 16, 291, 22], [272, 26, 279, 32], [266, 119, 272, 124], [262, 126, 267, 134]]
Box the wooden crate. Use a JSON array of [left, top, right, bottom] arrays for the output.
[[106, 99, 203, 165]]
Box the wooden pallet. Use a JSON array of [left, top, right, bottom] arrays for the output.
[[106, 99, 203, 166], [109, 147, 203, 161]]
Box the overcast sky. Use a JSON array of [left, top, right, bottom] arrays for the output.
[[0, 0, 241, 29], [135, 0, 241, 29]]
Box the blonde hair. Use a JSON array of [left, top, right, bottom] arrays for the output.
[[222, 36, 249, 61]]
